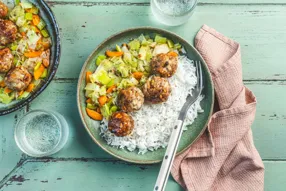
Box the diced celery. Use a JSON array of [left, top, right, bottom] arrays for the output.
[[101, 60, 113, 70], [25, 12, 33, 20], [97, 70, 111, 85], [85, 83, 100, 91], [99, 86, 106, 96], [167, 39, 174, 48], [40, 69, 47, 78], [153, 44, 170, 56], [116, 44, 122, 52], [155, 35, 167, 44], [117, 77, 138, 89], [101, 104, 110, 119], [34, 62, 41, 71], [123, 52, 132, 64], [174, 43, 182, 49], [138, 34, 146, 43], [117, 64, 129, 77], [96, 54, 106, 66], [21, 0, 33, 9], [128, 39, 140, 50], [106, 79, 115, 88], [37, 19, 46, 30], [87, 103, 96, 110], [146, 47, 152, 62], [138, 46, 147, 60], [40, 29, 49, 38], [9, 6, 25, 22]]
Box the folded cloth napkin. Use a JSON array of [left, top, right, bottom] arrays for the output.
[[171, 25, 265, 191]]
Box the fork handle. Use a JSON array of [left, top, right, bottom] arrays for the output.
[[154, 119, 184, 191]]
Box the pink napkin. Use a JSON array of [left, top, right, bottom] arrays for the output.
[[171, 25, 265, 191]]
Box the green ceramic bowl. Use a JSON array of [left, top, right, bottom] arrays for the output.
[[77, 27, 214, 164]]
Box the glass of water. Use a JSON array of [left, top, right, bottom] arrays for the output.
[[151, 0, 198, 26], [14, 110, 69, 157]]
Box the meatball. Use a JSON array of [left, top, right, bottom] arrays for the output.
[[142, 76, 171, 104], [4, 67, 32, 91], [108, 112, 134, 137], [0, 19, 18, 46], [150, 53, 178, 77], [0, 2, 8, 18], [0, 48, 13, 73], [117, 86, 144, 112]]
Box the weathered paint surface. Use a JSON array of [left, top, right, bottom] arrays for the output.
[[0, 0, 286, 190]]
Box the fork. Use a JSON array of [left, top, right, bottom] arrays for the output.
[[154, 61, 203, 191]]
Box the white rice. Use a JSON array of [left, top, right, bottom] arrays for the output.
[[99, 56, 204, 154]]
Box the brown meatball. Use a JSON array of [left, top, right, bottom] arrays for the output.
[[142, 76, 171, 104], [0, 48, 13, 73], [117, 86, 144, 112], [0, 2, 8, 18], [0, 19, 18, 46], [150, 53, 178, 77], [4, 67, 32, 91], [108, 112, 134, 137]]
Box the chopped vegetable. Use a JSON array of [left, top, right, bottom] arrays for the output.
[[34, 64, 45, 80], [86, 108, 103, 121], [106, 85, 116, 94], [106, 50, 124, 57], [18, 90, 24, 97], [21, 0, 33, 9], [128, 39, 140, 50], [25, 83, 35, 92], [9, 5, 24, 22], [132, 72, 144, 80], [174, 43, 182, 50], [116, 44, 122, 52], [95, 55, 106, 66], [40, 68, 47, 78], [110, 105, 118, 113], [0, 94, 13, 104], [87, 103, 96, 110], [17, 91, 30, 99], [86, 98, 92, 103], [4, 88, 13, 94], [86, 71, 92, 83], [167, 39, 174, 48], [168, 51, 178, 57], [41, 29, 49, 38], [0, 81, 5, 88], [24, 51, 42, 58], [98, 96, 108, 106], [32, 15, 40, 25], [155, 35, 167, 44], [34, 62, 41, 71], [25, 12, 33, 20], [36, 19, 46, 30]]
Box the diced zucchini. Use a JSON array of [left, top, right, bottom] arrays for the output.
[[155, 35, 167, 44], [37, 19, 46, 30], [25, 12, 33, 20], [167, 39, 174, 48], [116, 44, 122, 52], [41, 29, 49, 38], [128, 39, 140, 50], [40, 69, 47, 78]]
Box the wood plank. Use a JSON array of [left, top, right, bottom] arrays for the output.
[[29, 80, 286, 160], [0, 108, 25, 181], [1, 160, 285, 191], [46, 0, 286, 5], [48, 4, 286, 80]]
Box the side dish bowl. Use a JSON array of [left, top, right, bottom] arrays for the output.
[[77, 27, 214, 164], [0, 0, 60, 116]]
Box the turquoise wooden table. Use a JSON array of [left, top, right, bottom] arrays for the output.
[[1, 0, 286, 190]]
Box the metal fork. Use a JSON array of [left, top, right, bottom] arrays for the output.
[[154, 61, 203, 191]]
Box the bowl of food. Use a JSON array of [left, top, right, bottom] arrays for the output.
[[77, 27, 214, 164], [0, 0, 60, 115]]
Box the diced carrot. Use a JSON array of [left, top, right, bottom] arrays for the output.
[[106, 50, 124, 57], [106, 85, 116, 94], [0, 81, 5, 88], [96, 108, 101, 113], [18, 90, 24, 96], [132, 72, 144, 80], [86, 71, 92, 83], [24, 51, 43, 58], [98, 96, 108, 106], [42, 59, 49, 67], [26, 83, 35, 92], [4, 87, 12, 94], [34, 64, 45, 80], [32, 15, 40, 26], [21, 32, 26, 38], [167, 51, 178, 57], [41, 40, 50, 50], [86, 108, 103, 121], [86, 98, 92, 103]]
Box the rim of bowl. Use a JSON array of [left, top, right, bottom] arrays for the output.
[[77, 27, 214, 164], [0, 0, 61, 116]]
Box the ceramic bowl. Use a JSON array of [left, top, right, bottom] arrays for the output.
[[77, 27, 214, 164]]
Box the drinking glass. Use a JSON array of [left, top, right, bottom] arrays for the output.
[[151, 0, 198, 26]]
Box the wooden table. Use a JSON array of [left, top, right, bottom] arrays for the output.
[[1, 0, 286, 190]]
